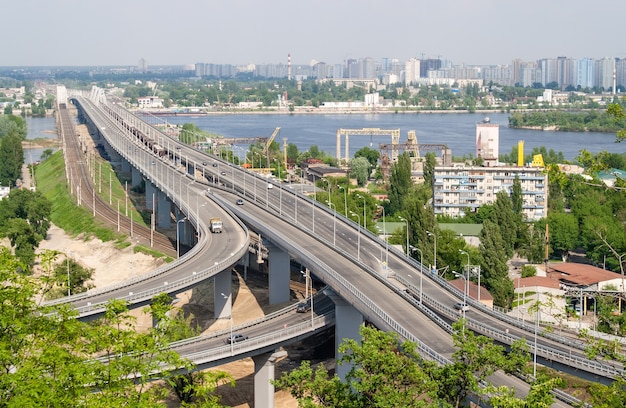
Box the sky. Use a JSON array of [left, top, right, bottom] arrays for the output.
[[3, 0, 626, 67]]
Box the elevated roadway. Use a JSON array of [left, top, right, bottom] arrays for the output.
[[60, 90, 622, 406]]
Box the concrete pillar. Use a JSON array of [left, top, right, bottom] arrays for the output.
[[131, 167, 142, 188], [121, 156, 131, 173], [265, 242, 290, 305], [214, 270, 232, 320], [145, 182, 156, 211], [253, 350, 287, 408], [157, 190, 171, 228], [175, 213, 190, 254], [327, 290, 363, 381], [187, 161, 195, 177], [240, 251, 249, 281]]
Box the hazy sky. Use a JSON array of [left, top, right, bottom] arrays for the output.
[[3, 0, 625, 67]]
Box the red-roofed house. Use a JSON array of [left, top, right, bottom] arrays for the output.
[[548, 263, 625, 292]]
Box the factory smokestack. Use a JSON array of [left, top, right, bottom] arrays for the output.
[[288, 53, 292, 81]]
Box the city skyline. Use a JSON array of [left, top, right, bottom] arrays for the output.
[[3, 0, 625, 68]]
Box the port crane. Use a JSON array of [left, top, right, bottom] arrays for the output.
[[262, 127, 281, 167]]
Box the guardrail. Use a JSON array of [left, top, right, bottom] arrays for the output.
[[47, 97, 250, 318], [212, 192, 452, 366]]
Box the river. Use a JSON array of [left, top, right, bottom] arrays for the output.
[[148, 112, 626, 162], [26, 112, 626, 163]]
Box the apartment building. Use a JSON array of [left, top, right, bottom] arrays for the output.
[[433, 165, 548, 221]]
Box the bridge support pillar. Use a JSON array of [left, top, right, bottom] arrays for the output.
[[326, 289, 363, 381], [252, 349, 287, 408], [145, 182, 156, 211], [176, 213, 191, 250], [214, 270, 232, 319], [187, 161, 195, 177], [157, 191, 171, 228], [121, 156, 131, 173], [265, 242, 290, 305], [239, 251, 249, 281], [131, 166, 142, 188]]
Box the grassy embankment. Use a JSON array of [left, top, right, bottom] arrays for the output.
[[35, 150, 171, 261]]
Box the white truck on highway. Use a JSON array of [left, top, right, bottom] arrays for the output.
[[209, 217, 223, 233]]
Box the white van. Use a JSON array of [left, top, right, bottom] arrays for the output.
[[267, 183, 273, 189]]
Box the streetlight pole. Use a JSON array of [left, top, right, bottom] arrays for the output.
[[410, 245, 423, 304], [176, 217, 187, 258], [221, 292, 234, 354], [274, 158, 282, 215], [356, 194, 366, 230], [399, 217, 409, 257], [534, 288, 540, 378], [301, 268, 314, 328], [377, 205, 388, 268], [350, 211, 361, 260], [339, 185, 348, 217], [66, 253, 71, 297], [460, 249, 470, 302], [454, 270, 468, 320], [426, 230, 437, 273], [327, 201, 336, 247]]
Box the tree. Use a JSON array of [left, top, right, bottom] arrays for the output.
[[607, 102, 626, 142], [274, 325, 441, 407], [387, 152, 412, 215], [349, 157, 370, 186], [546, 212, 578, 259], [353, 146, 379, 172], [511, 175, 523, 215], [275, 323, 553, 408], [422, 152, 436, 190], [0, 248, 229, 407], [52, 256, 95, 297], [401, 192, 437, 268], [433, 320, 532, 407], [0, 133, 24, 186], [0, 189, 51, 268], [491, 191, 518, 257], [478, 220, 514, 307]]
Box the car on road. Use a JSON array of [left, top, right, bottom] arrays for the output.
[[236, 199, 244, 205], [296, 301, 311, 313], [221, 171, 226, 175], [202, 161, 207, 166], [226, 333, 248, 344], [212, 162, 218, 167], [454, 302, 469, 312], [267, 183, 273, 189]]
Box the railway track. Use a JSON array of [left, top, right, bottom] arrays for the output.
[[57, 103, 176, 256]]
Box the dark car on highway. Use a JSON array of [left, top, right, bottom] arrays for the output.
[[297, 301, 311, 313]]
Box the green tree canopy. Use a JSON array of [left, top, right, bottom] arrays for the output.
[[349, 157, 370, 186], [478, 219, 513, 307], [387, 152, 412, 215], [0, 132, 24, 186]]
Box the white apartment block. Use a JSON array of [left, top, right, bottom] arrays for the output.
[[433, 165, 548, 221]]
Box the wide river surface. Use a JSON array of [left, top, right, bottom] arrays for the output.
[[26, 112, 626, 162]]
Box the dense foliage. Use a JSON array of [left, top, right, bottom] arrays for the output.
[[0, 188, 51, 269], [274, 323, 560, 407], [508, 110, 626, 132], [0, 249, 230, 407]]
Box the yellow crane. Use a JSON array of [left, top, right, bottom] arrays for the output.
[[262, 127, 281, 167]]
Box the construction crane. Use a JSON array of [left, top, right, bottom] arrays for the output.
[[262, 127, 281, 167]]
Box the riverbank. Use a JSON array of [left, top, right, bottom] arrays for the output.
[[135, 107, 507, 116], [22, 138, 59, 149]]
